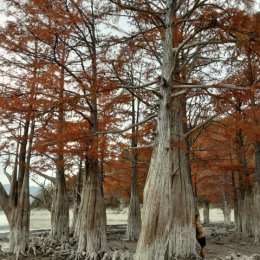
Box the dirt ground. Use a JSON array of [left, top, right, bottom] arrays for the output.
[[1, 224, 260, 260]]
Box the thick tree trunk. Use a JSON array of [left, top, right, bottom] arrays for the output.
[[223, 202, 231, 227], [51, 162, 69, 243], [254, 184, 260, 242], [77, 158, 107, 253], [236, 129, 254, 236], [74, 158, 89, 239], [13, 121, 34, 256], [220, 177, 231, 227], [70, 160, 83, 235], [135, 1, 196, 259], [13, 168, 30, 256], [203, 200, 210, 225], [125, 151, 141, 241], [125, 191, 141, 241], [50, 58, 69, 243], [254, 142, 260, 242], [75, 5, 108, 252], [241, 189, 254, 237], [9, 119, 31, 254], [8, 154, 19, 253]]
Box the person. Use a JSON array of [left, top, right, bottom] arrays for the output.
[[195, 213, 206, 259]]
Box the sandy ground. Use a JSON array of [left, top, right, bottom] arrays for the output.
[[0, 209, 259, 259]]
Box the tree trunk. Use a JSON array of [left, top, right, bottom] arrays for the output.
[[50, 51, 69, 243], [220, 176, 231, 227], [76, 3, 107, 252], [203, 200, 210, 225], [135, 1, 196, 259], [241, 189, 254, 237], [77, 157, 107, 253], [231, 172, 240, 231], [0, 183, 11, 223], [70, 159, 83, 235], [8, 152, 19, 253], [223, 202, 231, 227], [50, 161, 69, 243], [254, 184, 260, 242], [125, 96, 141, 241], [13, 163, 30, 256], [254, 142, 260, 242], [10, 119, 31, 254], [13, 120, 35, 256], [236, 128, 254, 236], [74, 157, 89, 239]]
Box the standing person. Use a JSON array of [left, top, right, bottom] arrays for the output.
[[195, 214, 206, 259]]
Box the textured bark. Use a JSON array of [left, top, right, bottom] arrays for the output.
[[0, 183, 11, 223], [9, 122, 30, 254], [13, 168, 30, 255], [220, 178, 231, 227], [50, 54, 69, 243], [236, 128, 254, 236], [50, 164, 69, 242], [203, 200, 210, 225], [254, 184, 260, 242], [13, 120, 34, 256], [223, 203, 231, 227], [8, 152, 19, 253], [125, 194, 141, 241], [231, 172, 240, 230], [125, 96, 141, 241], [77, 160, 107, 253], [254, 142, 260, 242], [74, 158, 88, 239], [70, 160, 83, 235], [241, 190, 254, 237], [76, 1, 107, 252], [135, 1, 196, 259]]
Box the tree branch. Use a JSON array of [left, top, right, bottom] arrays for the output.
[[176, 84, 250, 90], [95, 114, 157, 135], [185, 112, 222, 138]]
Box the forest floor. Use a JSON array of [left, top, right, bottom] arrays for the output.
[[0, 224, 260, 260]]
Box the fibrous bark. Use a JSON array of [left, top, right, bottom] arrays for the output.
[[203, 200, 210, 225], [254, 184, 260, 242], [254, 142, 260, 242], [70, 160, 83, 235], [125, 188, 141, 241], [13, 170, 30, 256], [50, 164, 69, 243], [241, 190, 254, 237], [125, 96, 141, 241], [223, 203, 231, 227], [77, 159, 107, 253], [135, 1, 196, 259]]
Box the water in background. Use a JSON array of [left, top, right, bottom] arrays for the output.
[[0, 208, 234, 234], [0, 208, 128, 233]]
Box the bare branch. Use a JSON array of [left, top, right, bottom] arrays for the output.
[[95, 114, 157, 135], [182, 39, 236, 50], [129, 144, 154, 149], [3, 164, 12, 183], [118, 79, 159, 90], [172, 90, 187, 98], [176, 84, 250, 91], [185, 112, 222, 138], [31, 169, 56, 184]]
